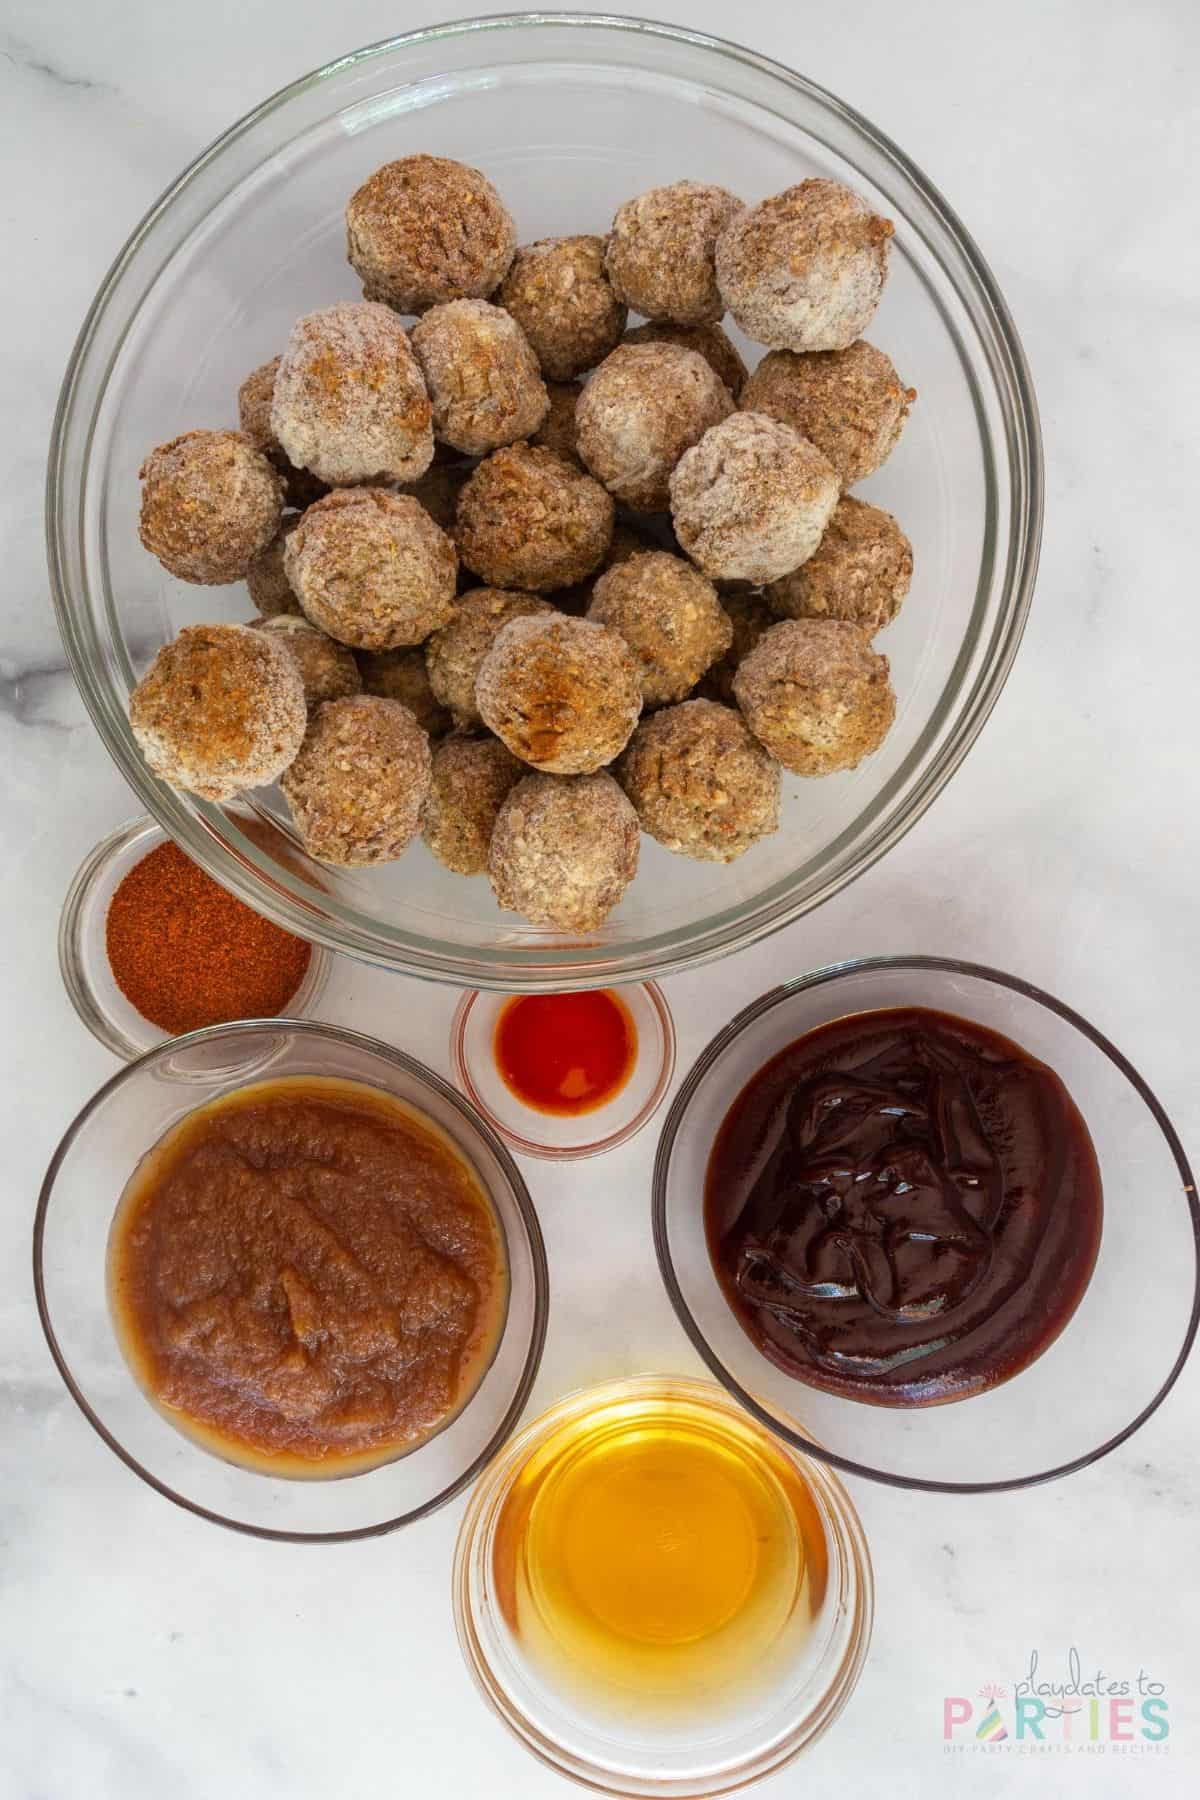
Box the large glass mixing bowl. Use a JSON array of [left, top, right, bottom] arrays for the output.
[[48, 14, 1041, 990]]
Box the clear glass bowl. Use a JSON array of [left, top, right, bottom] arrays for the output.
[[59, 813, 330, 1060], [450, 983, 675, 1160], [452, 1375, 873, 1797], [34, 1020, 548, 1541], [653, 958, 1199, 1494], [48, 14, 1041, 990]]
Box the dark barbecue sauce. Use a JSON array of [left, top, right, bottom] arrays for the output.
[[704, 1008, 1103, 1406]]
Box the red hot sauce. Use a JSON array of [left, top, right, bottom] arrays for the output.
[[494, 991, 635, 1117]]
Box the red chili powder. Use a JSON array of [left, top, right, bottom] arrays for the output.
[[105, 841, 312, 1035]]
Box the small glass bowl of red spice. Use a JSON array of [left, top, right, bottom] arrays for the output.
[[451, 984, 675, 1161], [59, 815, 329, 1060]]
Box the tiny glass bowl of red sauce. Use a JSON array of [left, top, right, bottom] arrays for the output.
[[451, 984, 675, 1160]]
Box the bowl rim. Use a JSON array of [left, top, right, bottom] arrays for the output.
[[652, 953, 1200, 1495], [32, 1016, 550, 1542], [47, 11, 1043, 990]]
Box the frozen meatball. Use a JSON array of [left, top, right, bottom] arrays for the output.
[[716, 179, 894, 352], [455, 444, 614, 592], [246, 514, 303, 616], [426, 587, 553, 727], [531, 380, 582, 463], [740, 340, 915, 486], [766, 497, 912, 635], [476, 613, 642, 774], [498, 236, 627, 379], [393, 461, 470, 534], [489, 772, 639, 931], [606, 181, 743, 326], [700, 589, 775, 704], [129, 622, 306, 801], [619, 698, 780, 862], [669, 412, 839, 585], [237, 356, 327, 509], [285, 488, 457, 651], [356, 647, 451, 737], [138, 430, 283, 585], [624, 320, 748, 400], [281, 694, 431, 865], [422, 734, 524, 876], [271, 302, 434, 486], [576, 342, 733, 513], [410, 299, 548, 455], [733, 618, 895, 775], [346, 155, 516, 313], [551, 520, 657, 618], [254, 615, 362, 711], [588, 550, 731, 706]]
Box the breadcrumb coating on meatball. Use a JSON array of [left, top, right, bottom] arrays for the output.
[[410, 299, 548, 455], [356, 647, 451, 737], [699, 589, 776, 705], [422, 734, 525, 875], [476, 612, 642, 773], [254, 615, 362, 711], [499, 236, 627, 379], [237, 356, 328, 509], [271, 302, 434, 486], [587, 550, 732, 706], [623, 320, 749, 399], [284, 487, 457, 651], [425, 587, 554, 728], [531, 380, 583, 463], [733, 617, 895, 775], [246, 514, 303, 616], [138, 430, 283, 585], [488, 771, 639, 931], [669, 412, 839, 584], [740, 340, 915, 487], [576, 342, 733, 513], [345, 155, 516, 313], [281, 695, 431, 866], [766, 497, 912, 635], [129, 622, 306, 801], [716, 179, 894, 352], [606, 181, 743, 326], [618, 697, 780, 862], [455, 444, 614, 592]]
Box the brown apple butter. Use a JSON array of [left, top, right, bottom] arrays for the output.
[[705, 1007, 1102, 1406], [108, 1076, 507, 1475]]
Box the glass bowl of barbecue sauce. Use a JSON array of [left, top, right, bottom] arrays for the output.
[[653, 958, 1198, 1493]]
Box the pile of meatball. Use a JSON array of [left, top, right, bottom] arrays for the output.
[[129, 155, 915, 932]]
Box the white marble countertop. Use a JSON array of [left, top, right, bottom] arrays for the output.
[[3, 1, 1198, 1794]]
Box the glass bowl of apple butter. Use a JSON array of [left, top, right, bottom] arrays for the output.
[[34, 1020, 548, 1540], [653, 956, 1198, 1493]]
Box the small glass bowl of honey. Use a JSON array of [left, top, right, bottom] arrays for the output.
[[450, 984, 675, 1160], [452, 1374, 873, 1795]]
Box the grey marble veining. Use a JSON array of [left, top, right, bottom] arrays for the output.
[[2, 2, 1198, 1796]]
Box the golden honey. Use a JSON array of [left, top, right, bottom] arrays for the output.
[[492, 1386, 828, 1717]]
